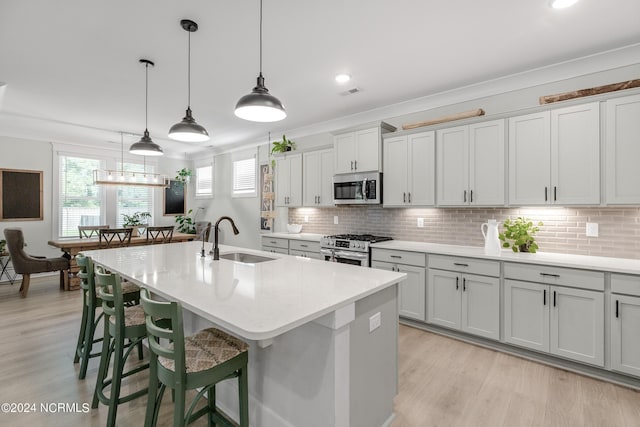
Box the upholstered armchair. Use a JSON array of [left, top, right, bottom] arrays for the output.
[[3, 228, 70, 298]]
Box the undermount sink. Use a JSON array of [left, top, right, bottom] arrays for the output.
[[219, 252, 275, 264]]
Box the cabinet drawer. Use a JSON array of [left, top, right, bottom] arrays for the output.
[[261, 237, 289, 250], [371, 249, 426, 267], [429, 255, 499, 277], [504, 263, 604, 291], [611, 274, 640, 297], [289, 240, 320, 252], [262, 246, 288, 255]]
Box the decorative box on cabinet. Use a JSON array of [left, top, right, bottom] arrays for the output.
[[503, 263, 604, 367], [333, 122, 396, 174], [303, 149, 334, 207], [275, 154, 302, 207], [383, 131, 435, 207], [436, 119, 505, 206], [371, 249, 426, 321], [427, 255, 500, 340], [508, 102, 600, 205]]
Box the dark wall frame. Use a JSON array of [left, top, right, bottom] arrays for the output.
[[0, 168, 44, 221], [163, 179, 186, 216]]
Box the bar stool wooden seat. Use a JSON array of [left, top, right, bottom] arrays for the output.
[[140, 288, 249, 427], [93, 266, 149, 427], [74, 255, 140, 380]]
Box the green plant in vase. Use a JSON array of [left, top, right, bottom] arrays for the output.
[[175, 168, 193, 184], [122, 211, 152, 236], [499, 217, 543, 253], [0, 239, 6, 254], [175, 209, 196, 234]]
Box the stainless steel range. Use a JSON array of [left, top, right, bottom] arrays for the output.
[[320, 234, 393, 267]]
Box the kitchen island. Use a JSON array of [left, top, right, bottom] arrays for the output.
[[83, 241, 406, 427]]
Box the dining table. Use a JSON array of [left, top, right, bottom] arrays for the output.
[[48, 231, 195, 290]]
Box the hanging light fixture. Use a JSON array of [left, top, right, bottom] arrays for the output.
[[130, 59, 164, 156], [234, 0, 286, 123], [168, 19, 210, 142]]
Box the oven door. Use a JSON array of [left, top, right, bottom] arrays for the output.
[[320, 248, 368, 267]]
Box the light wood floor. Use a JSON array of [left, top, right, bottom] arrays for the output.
[[1, 278, 638, 427]]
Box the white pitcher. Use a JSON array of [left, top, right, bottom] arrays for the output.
[[481, 219, 501, 256]]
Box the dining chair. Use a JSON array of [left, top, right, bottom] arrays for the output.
[[79, 225, 110, 239], [98, 228, 133, 249], [140, 288, 249, 427], [146, 226, 174, 244]]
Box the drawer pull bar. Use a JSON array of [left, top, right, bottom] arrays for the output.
[[463, 277, 466, 292], [540, 273, 560, 278], [553, 290, 557, 307], [300, 244, 308, 248], [543, 289, 546, 306], [453, 263, 469, 267], [616, 300, 619, 318], [390, 255, 402, 259]]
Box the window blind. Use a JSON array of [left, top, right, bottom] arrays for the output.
[[116, 162, 154, 227], [232, 157, 256, 196], [196, 165, 213, 197], [58, 155, 103, 237]]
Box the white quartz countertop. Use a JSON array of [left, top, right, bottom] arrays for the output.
[[83, 241, 405, 341], [371, 240, 640, 275], [262, 232, 324, 241]]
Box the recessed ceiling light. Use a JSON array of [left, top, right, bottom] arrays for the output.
[[335, 74, 352, 84], [550, 0, 579, 9]]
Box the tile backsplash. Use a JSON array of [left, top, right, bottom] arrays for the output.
[[288, 206, 640, 260]]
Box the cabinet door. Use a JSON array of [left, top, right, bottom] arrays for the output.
[[508, 112, 551, 205], [275, 157, 291, 206], [605, 94, 640, 204], [318, 149, 334, 207], [611, 294, 640, 377], [398, 264, 427, 321], [436, 126, 468, 206], [303, 151, 321, 207], [427, 269, 461, 330], [551, 102, 600, 205], [334, 132, 356, 174], [383, 136, 408, 207], [461, 273, 500, 340], [354, 128, 380, 172], [288, 154, 303, 207], [550, 286, 604, 367], [469, 120, 505, 206], [504, 280, 549, 352], [408, 131, 435, 206]]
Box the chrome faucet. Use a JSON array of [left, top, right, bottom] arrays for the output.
[[211, 216, 240, 260]]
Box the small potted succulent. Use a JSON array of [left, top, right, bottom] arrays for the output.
[[122, 211, 152, 236], [499, 217, 543, 253]]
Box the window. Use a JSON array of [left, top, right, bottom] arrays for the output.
[[232, 153, 256, 197], [58, 155, 104, 237], [116, 162, 154, 227], [195, 164, 213, 198]]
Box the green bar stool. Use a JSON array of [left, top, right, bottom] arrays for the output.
[[74, 255, 141, 380], [92, 266, 149, 427], [140, 288, 249, 427]]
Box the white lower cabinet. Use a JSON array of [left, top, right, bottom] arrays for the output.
[[261, 236, 289, 254], [289, 239, 322, 260], [610, 273, 640, 377], [427, 255, 500, 340], [504, 279, 604, 367]]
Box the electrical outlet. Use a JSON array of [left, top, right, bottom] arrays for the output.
[[586, 223, 599, 237], [417, 218, 425, 228], [334, 216, 339, 225], [304, 215, 309, 223], [369, 312, 381, 333]]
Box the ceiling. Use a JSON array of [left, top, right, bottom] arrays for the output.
[[1, 0, 639, 156]]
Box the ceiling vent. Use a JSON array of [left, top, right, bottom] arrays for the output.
[[340, 87, 362, 96]]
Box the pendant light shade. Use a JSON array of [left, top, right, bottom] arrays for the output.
[[234, 0, 286, 123], [169, 19, 209, 142], [130, 59, 163, 156]]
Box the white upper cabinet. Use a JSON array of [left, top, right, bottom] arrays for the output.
[[383, 131, 435, 207], [303, 149, 334, 207], [605, 94, 640, 204], [509, 102, 600, 205], [275, 154, 302, 207], [333, 123, 396, 174], [436, 119, 505, 206]]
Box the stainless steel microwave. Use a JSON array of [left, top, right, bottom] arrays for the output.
[[333, 172, 382, 205]]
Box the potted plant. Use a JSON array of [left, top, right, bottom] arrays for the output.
[[175, 209, 196, 234], [270, 135, 296, 168], [499, 217, 543, 253], [122, 211, 152, 236], [0, 239, 6, 254], [175, 168, 193, 184]]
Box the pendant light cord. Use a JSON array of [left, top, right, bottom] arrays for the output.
[[187, 29, 191, 108], [121, 132, 124, 174], [144, 61, 149, 132], [259, 0, 263, 75]]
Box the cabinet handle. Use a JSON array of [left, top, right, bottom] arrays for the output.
[[270, 241, 277, 244], [390, 255, 402, 259], [616, 300, 619, 318], [540, 273, 560, 278], [470, 190, 473, 203], [545, 187, 548, 202], [463, 277, 466, 292], [456, 276, 459, 290], [554, 186, 557, 201], [453, 263, 468, 267], [553, 290, 557, 307], [317, 196, 320, 204], [300, 244, 308, 248], [403, 192, 406, 203], [408, 192, 411, 203], [543, 289, 546, 306], [354, 160, 357, 170], [350, 161, 354, 171], [463, 190, 467, 203]]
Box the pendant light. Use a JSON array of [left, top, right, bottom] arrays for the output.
[[168, 19, 210, 142], [130, 59, 164, 156], [234, 0, 286, 123]]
